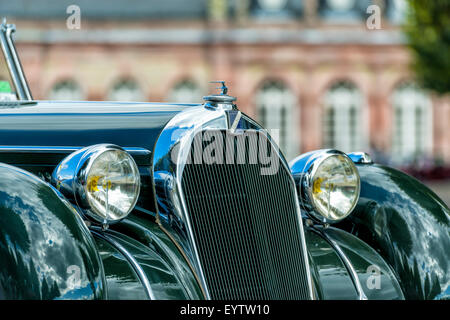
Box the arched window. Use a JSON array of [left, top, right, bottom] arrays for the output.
[[323, 81, 364, 152], [168, 80, 202, 103], [49, 80, 83, 100], [108, 79, 143, 102], [391, 82, 432, 162], [255, 80, 299, 160]]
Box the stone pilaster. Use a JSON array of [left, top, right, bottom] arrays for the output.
[[208, 0, 228, 23], [304, 0, 318, 26]]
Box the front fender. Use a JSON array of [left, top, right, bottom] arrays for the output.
[[306, 227, 404, 300], [338, 164, 450, 300], [0, 163, 105, 299], [104, 213, 205, 300]]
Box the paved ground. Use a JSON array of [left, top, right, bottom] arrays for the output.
[[425, 181, 450, 207]]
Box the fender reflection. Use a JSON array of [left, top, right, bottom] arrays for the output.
[[0, 163, 105, 299]]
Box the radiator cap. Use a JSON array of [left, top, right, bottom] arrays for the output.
[[203, 81, 237, 108]]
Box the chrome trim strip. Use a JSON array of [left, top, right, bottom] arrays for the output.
[[313, 226, 368, 300], [0, 145, 151, 155], [293, 192, 316, 300], [0, 146, 81, 153], [91, 229, 155, 300]]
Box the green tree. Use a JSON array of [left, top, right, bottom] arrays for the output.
[[404, 0, 450, 94]]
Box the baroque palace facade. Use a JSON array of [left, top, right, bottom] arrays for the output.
[[3, 0, 449, 163]]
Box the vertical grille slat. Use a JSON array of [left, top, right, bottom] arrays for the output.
[[181, 130, 311, 300]]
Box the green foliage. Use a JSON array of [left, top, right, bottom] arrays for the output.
[[404, 0, 450, 94]]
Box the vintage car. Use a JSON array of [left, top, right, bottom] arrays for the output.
[[0, 21, 448, 300]]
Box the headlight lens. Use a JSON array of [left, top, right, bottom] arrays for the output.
[[52, 144, 140, 226], [307, 152, 360, 223], [84, 148, 140, 223]]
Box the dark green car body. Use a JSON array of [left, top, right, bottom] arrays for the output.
[[0, 22, 448, 300], [0, 100, 448, 300]]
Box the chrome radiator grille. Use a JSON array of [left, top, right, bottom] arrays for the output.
[[181, 130, 311, 300]]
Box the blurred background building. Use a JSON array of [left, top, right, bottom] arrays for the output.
[[1, 0, 449, 202]]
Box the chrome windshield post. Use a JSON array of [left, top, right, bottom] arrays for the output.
[[0, 19, 33, 101]]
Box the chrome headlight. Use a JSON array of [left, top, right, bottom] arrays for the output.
[[52, 144, 140, 226], [291, 150, 360, 224]]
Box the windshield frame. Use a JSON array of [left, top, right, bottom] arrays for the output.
[[0, 20, 33, 101]]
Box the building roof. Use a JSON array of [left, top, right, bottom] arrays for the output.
[[0, 0, 207, 20]]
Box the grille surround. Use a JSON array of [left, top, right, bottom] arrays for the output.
[[180, 129, 312, 300], [152, 106, 313, 300]]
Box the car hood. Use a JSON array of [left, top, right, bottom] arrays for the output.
[[0, 100, 198, 153], [0, 100, 200, 213]]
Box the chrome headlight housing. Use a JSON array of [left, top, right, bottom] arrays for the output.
[[290, 149, 360, 224], [52, 144, 140, 226]]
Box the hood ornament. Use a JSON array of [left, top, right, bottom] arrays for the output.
[[213, 80, 228, 95], [203, 81, 237, 110]]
